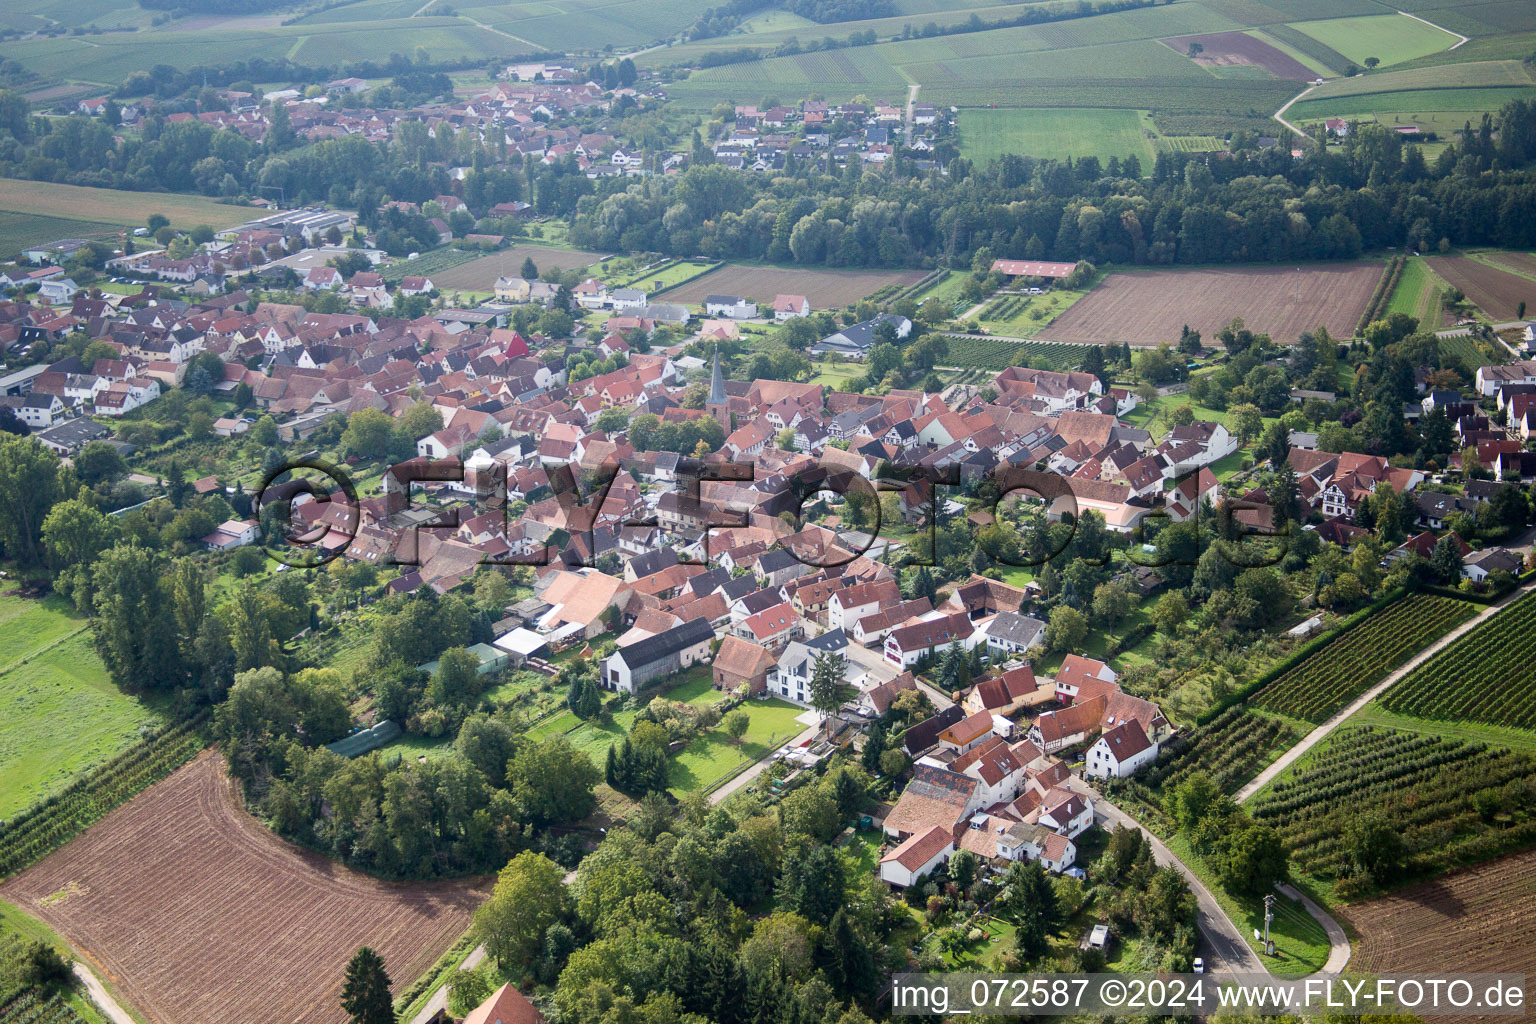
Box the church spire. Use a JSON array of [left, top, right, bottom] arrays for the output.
[[707, 342, 726, 407]]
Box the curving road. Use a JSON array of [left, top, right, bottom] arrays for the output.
[[1069, 780, 1266, 974]]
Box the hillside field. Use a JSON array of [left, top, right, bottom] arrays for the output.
[[1288, 14, 1462, 67], [0, 594, 164, 822], [959, 108, 1155, 167], [0, 179, 250, 233]]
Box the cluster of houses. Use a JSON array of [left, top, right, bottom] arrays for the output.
[[875, 651, 1169, 887], [74, 67, 668, 178], [713, 99, 951, 173]]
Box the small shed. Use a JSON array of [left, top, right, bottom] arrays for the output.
[[494, 627, 550, 666]]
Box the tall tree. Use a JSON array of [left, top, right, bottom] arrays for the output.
[[0, 434, 69, 567], [809, 651, 845, 737], [91, 544, 181, 690], [339, 947, 394, 1024], [474, 851, 568, 968]]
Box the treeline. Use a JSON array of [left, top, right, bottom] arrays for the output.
[[7, 95, 1536, 273]]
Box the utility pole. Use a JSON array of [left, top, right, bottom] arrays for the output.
[[1263, 894, 1276, 956]]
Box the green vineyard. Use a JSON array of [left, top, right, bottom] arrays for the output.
[[1252, 725, 1536, 887], [1253, 593, 1475, 723], [1381, 590, 1536, 731], [0, 715, 207, 879], [942, 335, 1092, 372], [1107, 706, 1300, 820]]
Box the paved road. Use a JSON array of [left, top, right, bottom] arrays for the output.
[[73, 962, 135, 1024], [1278, 884, 1350, 973], [1071, 780, 1266, 975], [1273, 83, 1321, 139], [1235, 580, 1532, 803]]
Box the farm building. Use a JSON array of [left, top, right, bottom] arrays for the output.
[[878, 825, 955, 888], [990, 259, 1078, 280], [602, 617, 713, 693]]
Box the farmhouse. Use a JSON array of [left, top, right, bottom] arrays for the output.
[[773, 294, 811, 320], [810, 313, 911, 358], [712, 634, 776, 694], [601, 617, 713, 693]]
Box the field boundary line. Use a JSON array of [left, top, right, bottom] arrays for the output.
[[0, 621, 91, 678], [1396, 9, 1468, 50], [1235, 581, 1533, 804]]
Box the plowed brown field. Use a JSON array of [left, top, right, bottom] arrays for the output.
[[1161, 31, 1315, 80], [0, 750, 487, 1024], [1340, 848, 1536, 1024], [1430, 255, 1536, 320], [1036, 262, 1383, 345]]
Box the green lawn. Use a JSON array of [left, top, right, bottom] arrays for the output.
[[960, 107, 1155, 168], [808, 360, 863, 389], [382, 733, 456, 762], [0, 595, 166, 820], [669, 697, 807, 794], [659, 665, 726, 706], [1350, 700, 1536, 755], [1288, 14, 1459, 67]]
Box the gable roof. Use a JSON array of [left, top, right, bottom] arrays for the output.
[[614, 617, 713, 670]]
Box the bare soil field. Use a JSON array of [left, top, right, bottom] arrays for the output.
[[432, 243, 612, 291], [1428, 256, 1536, 321], [1036, 263, 1384, 345], [1340, 849, 1536, 1024], [1161, 31, 1314, 80], [0, 750, 487, 1024], [664, 264, 926, 309], [1483, 251, 1536, 278]]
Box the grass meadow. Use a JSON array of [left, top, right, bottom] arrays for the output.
[[0, 594, 165, 820]]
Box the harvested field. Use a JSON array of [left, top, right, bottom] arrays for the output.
[[1036, 263, 1384, 345], [1427, 255, 1536, 321], [0, 750, 486, 1024], [1483, 251, 1536, 279], [430, 244, 612, 292], [1161, 31, 1314, 80], [663, 264, 926, 309], [1341, 848, 1536, 1024]]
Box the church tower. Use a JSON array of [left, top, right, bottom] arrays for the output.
[[706, 344, 731, 435]]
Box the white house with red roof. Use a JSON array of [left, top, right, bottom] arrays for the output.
[[1085, 719, 1159, 778], [878, 825, 955, 888]]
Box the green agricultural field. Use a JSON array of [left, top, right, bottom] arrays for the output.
[[0, 180, 249, 247], [620, 260, 720, 294], [960, 107, 1154, 167], [1288, 87, 1536, 123], [0, 597, 165, 821], [1385, 256, 1444, 323], [457, 0, 713, 52], [0, 16, 510, 85], [0, 216, 124, 262], [1303, 59, 1535, 100], [1288, 14, 1460, 67]]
